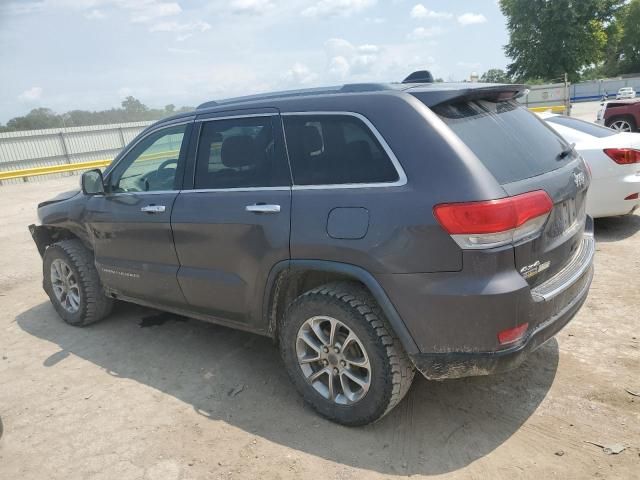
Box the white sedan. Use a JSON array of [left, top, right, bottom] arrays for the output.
[[539, 113, 640, 218], [616, 87, 636, 100]]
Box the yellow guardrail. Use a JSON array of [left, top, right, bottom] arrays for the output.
[[0, 159, 112, 181], [528, 105, 567, 113], [0, 149, 180, 181]]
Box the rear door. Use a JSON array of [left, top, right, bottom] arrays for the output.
[[171, 111, 291, 331], [432, 99, 590, 287]]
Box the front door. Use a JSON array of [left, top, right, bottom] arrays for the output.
[[171, 113, 291, 331], [85, 122, 191, 307]]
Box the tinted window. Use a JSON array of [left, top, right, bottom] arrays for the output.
[[194, 116, 290, 189], [546, 115, 616, 138], [283, 115, 399, 186], [432, 100, 573, 185], [111, 125, 186, 193]]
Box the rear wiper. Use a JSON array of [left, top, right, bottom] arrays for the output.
[[558, 143, 576, 160]]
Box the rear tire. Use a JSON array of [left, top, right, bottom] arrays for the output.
[[606, 116, 637, 132], [43, 240, 113, 326], [279, 282, 414, 426]]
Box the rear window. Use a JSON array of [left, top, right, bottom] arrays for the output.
[[546, 115, 616, 138], [432, 100, 572, 184]]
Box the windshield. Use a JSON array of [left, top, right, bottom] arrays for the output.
[[432, 100, 573, 185], [546, 115, 617, 138]]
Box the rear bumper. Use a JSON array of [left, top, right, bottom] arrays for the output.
[[377, 218, 595, 380], [409, 264, 593, 379], [587, 173, 640, 218]]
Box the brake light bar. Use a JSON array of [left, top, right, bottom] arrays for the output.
[[433, 190, 553, 249], [603, 148, 640, 165]]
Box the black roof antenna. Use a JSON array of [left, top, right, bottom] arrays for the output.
[[402, 70, 434, 84]]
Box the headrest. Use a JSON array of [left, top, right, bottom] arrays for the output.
[[221, 135, 259, 168], [303, 125, 323, 153]]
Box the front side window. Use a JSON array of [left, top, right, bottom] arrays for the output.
[[194, 116, 290, 189], [283, 114, 399, 186], [111, 125, 186, 193]]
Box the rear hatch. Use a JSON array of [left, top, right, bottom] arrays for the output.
[[417, 91, 589, 288]]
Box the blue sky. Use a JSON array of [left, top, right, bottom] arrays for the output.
[[0, 0, 509, 122]]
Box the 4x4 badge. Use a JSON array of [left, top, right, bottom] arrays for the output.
[[520, 260, 551, 279], [574, 171, 586, 189]]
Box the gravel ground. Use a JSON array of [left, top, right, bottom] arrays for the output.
[[0, 177, 638, 480]]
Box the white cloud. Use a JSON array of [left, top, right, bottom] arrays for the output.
[[325, 38, 381, 77], [18, 87, 43, 101], [84, 9, 105, 20], [410, 4, 452, 20], [130, 2, 182, 23], [302, 0, 376, 18], [457, 12, 487, 26], [230, 0, 274, 15], [283, 63, 318, 85], [150, 20, 212, 33], [407, 26, 445, 40]]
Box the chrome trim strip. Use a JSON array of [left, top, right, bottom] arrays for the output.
[[195, 113, 277, 122], [185, 187, 290, 193], [531, 231, 595, 302], [282, 111, 408, 190]]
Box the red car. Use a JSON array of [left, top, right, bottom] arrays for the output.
[[597, 99, 640, 132]]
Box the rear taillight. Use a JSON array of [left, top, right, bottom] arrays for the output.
[[625, 193, 639, 200], [433, 190, 553, 249], [603, 148, 640, 165]]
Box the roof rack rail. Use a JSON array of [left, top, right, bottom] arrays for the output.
[[197, 100, 219, 110]]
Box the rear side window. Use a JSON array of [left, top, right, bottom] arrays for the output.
[[546, 115, 616, 138], [432, 100, 572, 185], [283, 114, 399, 186], [194, 116, 290, 189]]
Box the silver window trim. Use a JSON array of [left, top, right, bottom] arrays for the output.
[[188, 187, 290, 194], [195, 112, 277, 122], [282, 111, 407, 190], [105, 120, 192, 196], [180, 110, 408, 195]]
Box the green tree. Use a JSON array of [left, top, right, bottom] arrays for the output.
[[480, 68, 511, 83], [619, 0, 640, 74], [499, 0, 624, 82], [0, 98, 195, 132]]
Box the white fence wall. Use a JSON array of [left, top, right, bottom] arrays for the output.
[[0, 121, 153, 185]]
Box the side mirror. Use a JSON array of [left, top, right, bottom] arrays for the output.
[[81, 169, 105, 195]]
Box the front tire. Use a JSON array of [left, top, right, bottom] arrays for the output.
[[43, 240, 113, 326], [279, 282, 414, 426]]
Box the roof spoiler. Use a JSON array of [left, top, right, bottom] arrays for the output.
[[410, 84, 528, 107]]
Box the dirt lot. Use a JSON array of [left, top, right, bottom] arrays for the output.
[[0, 177, 638, 480]]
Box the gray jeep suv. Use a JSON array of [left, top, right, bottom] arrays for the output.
[[30, 76, 595, 425]]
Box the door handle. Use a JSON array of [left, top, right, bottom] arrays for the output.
[[245, 204, 281, 214], [141, 205, 166, 213]]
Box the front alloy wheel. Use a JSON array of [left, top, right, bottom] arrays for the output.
[[50, 258, 81, 313], [296, 315, 372, 405]]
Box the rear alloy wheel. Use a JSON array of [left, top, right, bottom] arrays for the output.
[[296, 315, 372, 405], [608, 118, 635, 132], [280, 282, 414, 426]]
